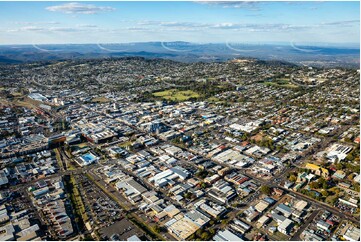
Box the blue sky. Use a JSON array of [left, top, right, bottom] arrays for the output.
[[0, 1, 359, 45]]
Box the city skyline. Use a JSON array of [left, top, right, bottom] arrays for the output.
[[0, 2, 360, 242]]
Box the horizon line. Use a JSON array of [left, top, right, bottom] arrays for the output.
[[0, 41, 360, 48]]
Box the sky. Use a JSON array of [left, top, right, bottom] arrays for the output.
[[0, 1, 359, 45]]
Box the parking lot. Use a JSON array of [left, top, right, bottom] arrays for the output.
[[99, 218, 146, 240], [302, 210, 341, 240], [335, 200, 357, 214], [77, 174, 124, 228]]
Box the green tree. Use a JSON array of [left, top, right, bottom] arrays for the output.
[[199, 182, 207, 189], [352, 182, 360, 192], [289, 175, 297, 182], [196, 229, 204, 238], [309, 182, 320, 189], [221, 219, 228, 225], [335, 162, 343, 170], [153, 225, 161, 233], [321, 190, 329, 197], [184, 192, 192, 199], [201, 232, 210, 240], [260, 185, 272, 195], [325, 195, 338, 205]]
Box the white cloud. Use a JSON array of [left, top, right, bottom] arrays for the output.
[[134, 19, 359, 33], [197, 1, 261, 10], [76, 24, 98, 28], [321, 20, 359, 26], [13, 21, 60, 25], [135, 21, 309, 32], [20, 26, 46, 32], [46, 2, 115, 14], [6, 25, 102, 33]]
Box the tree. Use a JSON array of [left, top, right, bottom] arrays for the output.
[[325, 195, 338, 205], [309, 182, 319, 189], [201, 232, 210, 240], [347, 174, 355, 180], [81, 235, 95, 241], [352, 182, 360, 192], [321, 190, 329, 197], [335, 162, 343, 170], [260, 185, 271, 195], [196, 169, 208, 179], [188, 234, 196, 240], [322, 181, 328, 190], [199, 182, 207, 189], [196, 229, 204, 238], [153, 225, 161, 233], [221, 219, 228, 225], [289, 175, 297, 182], [318, 177, 328, 190], [184, 192, 192, 199]]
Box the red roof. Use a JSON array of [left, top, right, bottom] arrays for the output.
[[354, 137, 360, 143], [241, 141, 249, 146], [326, 220, 334, 226], [238, 177, 249, 184]]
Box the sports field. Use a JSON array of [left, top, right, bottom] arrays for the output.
[[153, 89, 201, 101]]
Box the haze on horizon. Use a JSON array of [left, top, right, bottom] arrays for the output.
[[0, 1, 359, 46]]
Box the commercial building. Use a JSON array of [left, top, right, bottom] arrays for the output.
[[317, 220, 331, 232], [257, 215, 271, 226], [165, 212, 205, 241], [213, 229, 244, 241], [343, 226, 360, 241], [208, 180, 236, 204], [78, 152, 99, 166], [255, 200, 271, 213], [326, 143, 352, 162], [275, 204, 292, 217], [278, 218, 293, 235], [305, 163, 329, 177], [0, 224, 15, 241]]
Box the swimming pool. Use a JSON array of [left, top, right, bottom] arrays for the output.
[[81, 153, 97, 162]]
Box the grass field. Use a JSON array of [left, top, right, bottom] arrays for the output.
[[14, 100, 35, 109], [77, 142, 89, 148], [119, 141, 132, 148], [263, 78, 298, 89], [92, 96, 110, 103], [11, 92, 23, 97], [0, 98, 9, 105], [153, 89, 201, 101], [207, 96, 220, 102]]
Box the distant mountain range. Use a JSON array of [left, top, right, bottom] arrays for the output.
[[0, 42, 359, 68]]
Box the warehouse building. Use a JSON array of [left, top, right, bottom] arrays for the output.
[[213, 229, 244, 241]]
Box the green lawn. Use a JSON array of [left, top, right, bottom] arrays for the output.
[[153, 89, 201, 101], [263, 78, 298, 89], [92, 96, 110, 103], [119, 141, 132, 148], [275, 78, 290, 85], [77, 143, 89, 148], [207, 96, 220, 102]]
